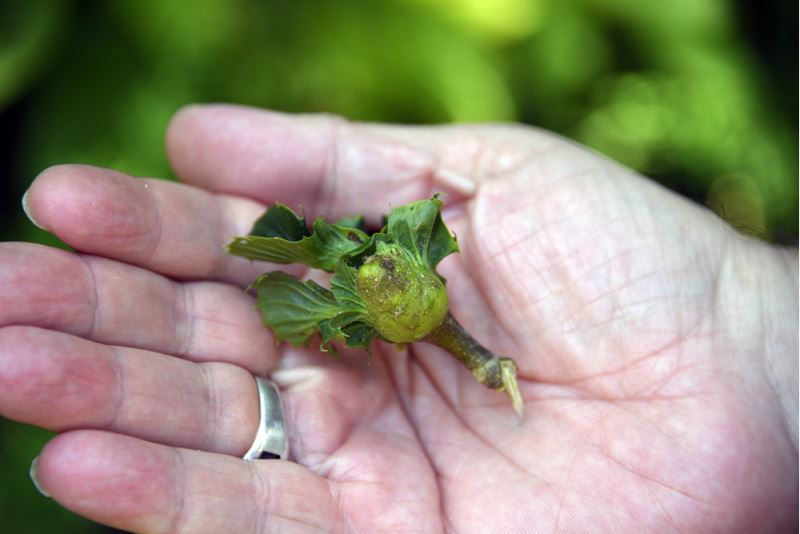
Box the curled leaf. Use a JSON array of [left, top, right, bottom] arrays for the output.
[[385, 194, 459, 269], [227, 204, 370, 272], [249, 202, 309, 240]]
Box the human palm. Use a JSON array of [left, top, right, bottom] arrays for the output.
[[1, 105, 795, 533]]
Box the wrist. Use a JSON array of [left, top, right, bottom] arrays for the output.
[[722, 238, 798, 448], [759, 245, 798, 448]]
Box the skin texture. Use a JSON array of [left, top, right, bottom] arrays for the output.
[[0, 104, 797, 533]]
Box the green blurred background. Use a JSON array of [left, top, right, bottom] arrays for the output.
[[0, 0, 796, 531]]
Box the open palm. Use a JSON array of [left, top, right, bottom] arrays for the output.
[[1, 105, 795, 533]]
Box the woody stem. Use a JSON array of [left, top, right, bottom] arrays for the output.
[[423, 312, 524, 417]]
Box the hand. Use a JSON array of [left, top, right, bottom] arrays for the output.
[[1, 105, 796, 533]]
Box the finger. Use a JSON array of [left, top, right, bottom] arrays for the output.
[[0, 326, 259, 455], [166, 104, 499, 223], [270, 345, 394, 465], [0, 242, 276, 374], [256, 344, 447, 529], [33, 430, 339, 533], [23, 163, 295, 286]]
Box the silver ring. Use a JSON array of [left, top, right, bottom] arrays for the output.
[[243, 377, 289, 461]]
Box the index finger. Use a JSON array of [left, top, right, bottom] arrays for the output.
[[166, 104, 482, 223]]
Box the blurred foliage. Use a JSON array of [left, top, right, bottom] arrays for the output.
[[0, 0, 796, 531]]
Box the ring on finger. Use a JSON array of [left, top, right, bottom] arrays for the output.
[[243, 377, 289, 461]]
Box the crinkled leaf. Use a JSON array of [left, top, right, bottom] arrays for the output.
[[322, 263, 377, 348], [342, 231, 391, 268], [339, 321, 377, 349], [308, 220, 370, 269], [228, 211, 370, 272], [318, 318, 340, 350], [330, 263, 367, 314], [318, 319, 376, 354], [249, 203, 310, 240], [232, 195, 454, 352], [386, 195, 458, 269], [252, 268, 376, 351], [252, 271, 340, 345]]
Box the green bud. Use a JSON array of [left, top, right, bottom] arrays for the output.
[[356, 244, 448, 343]]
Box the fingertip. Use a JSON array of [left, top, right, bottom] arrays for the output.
[[34, 430, 96, 502], [36, 430, 110, 479], [34, 430, 78, 486], [167, 102, 259, 134], [164, 103, 211, 160], [23, 164, 78, 233], [166, 103, 332, 202], [27, 164, 158, 255], [165, 104, 236, 188], [36, 431, 172, 528], [34, 430, 339, 533], [167, 103, 286, 135], [166, 103, 289, 160]]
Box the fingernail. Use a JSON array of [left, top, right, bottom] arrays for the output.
[[29, 456, 51, 498], [21, 189, 47, 231]]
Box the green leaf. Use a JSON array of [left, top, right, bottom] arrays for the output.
[[231, 196, 455, 351], [330, 263, 368, 314], [252, 271, 340, 345], [249, 203, 310, 241], [318, 318, 341, 348], [386, 195, 459, 269], [251, 268, 377, 351], [335, 214, 367, 232], [228, 206, 370, 272], [326, 263, 377, 348], [340, 321, 377, 349], [309, 219, 370, 269], [342, 232, 391, 268]]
